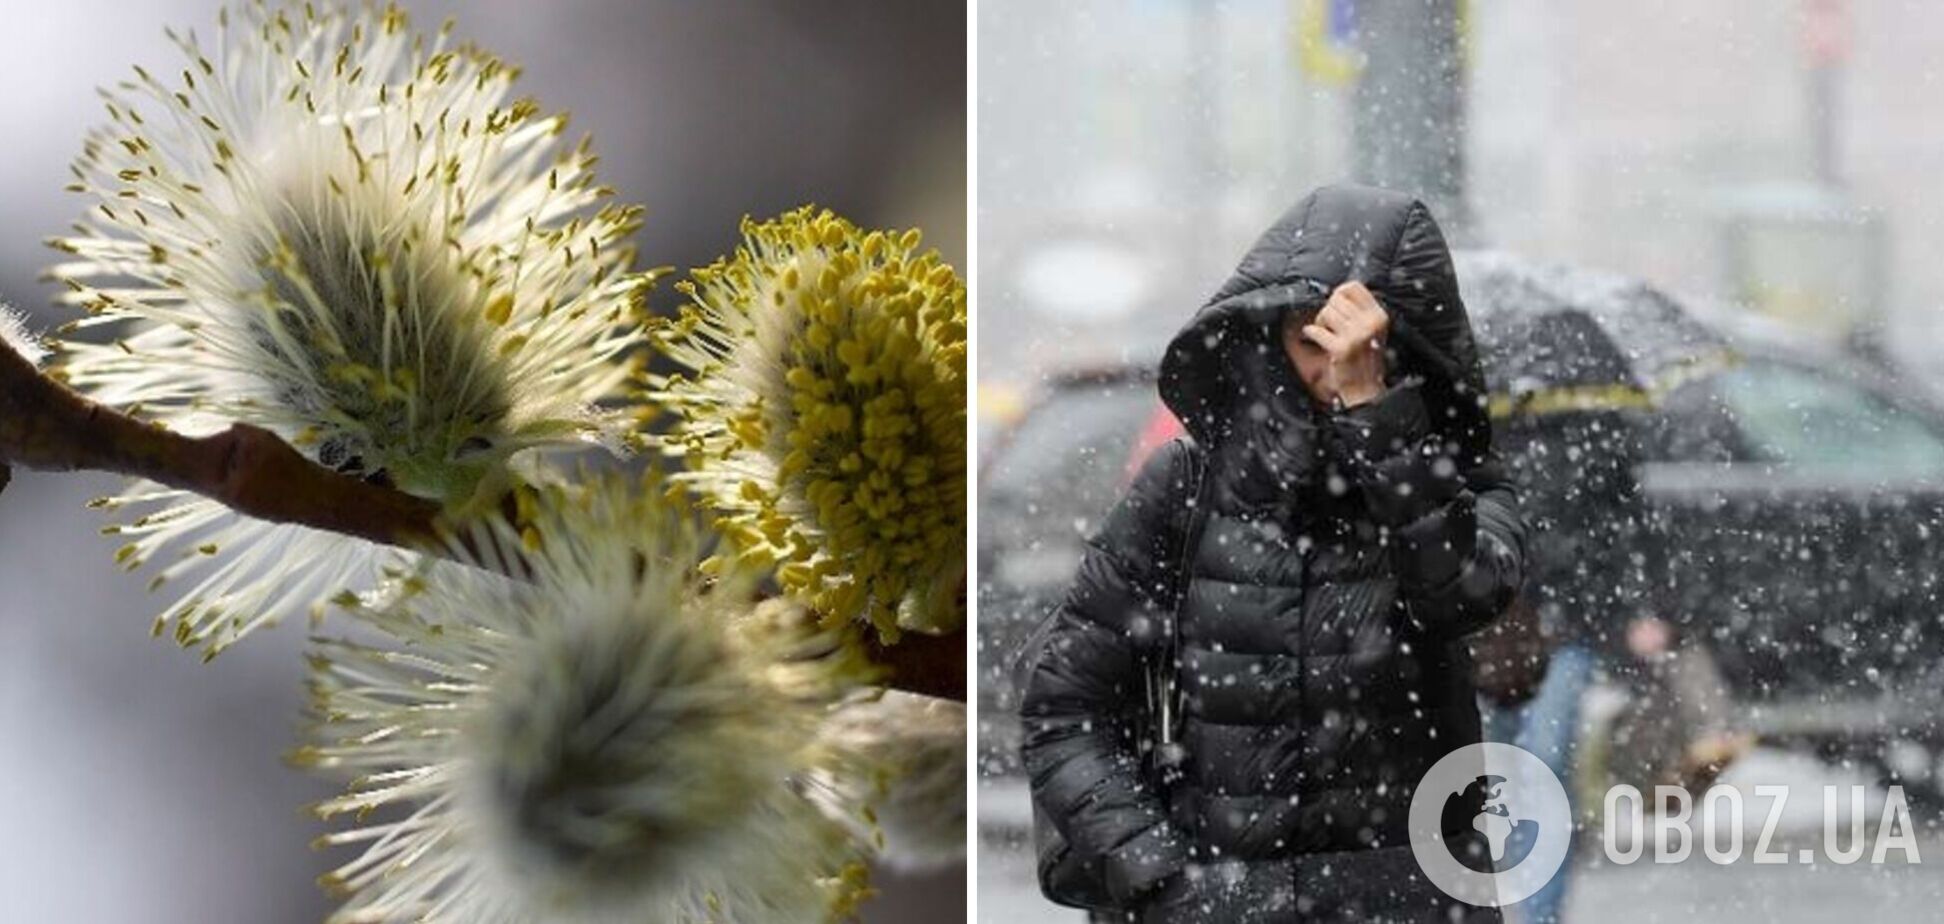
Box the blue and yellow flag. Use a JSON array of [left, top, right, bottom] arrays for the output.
[[1294, 0, 1471, 85], [1294, 0, 1363, 86]]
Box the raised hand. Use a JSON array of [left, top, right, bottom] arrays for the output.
[[1300, 280, 1391, 408]]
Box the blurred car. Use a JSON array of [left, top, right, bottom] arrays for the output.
[[977, 259, 1944, 794], [976, 365, 1163, 775], [1638, 309, 1944, 785]]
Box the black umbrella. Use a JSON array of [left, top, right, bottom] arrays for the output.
[[1454, 251, 1735, 420], [1451, 252, 1738, 660]]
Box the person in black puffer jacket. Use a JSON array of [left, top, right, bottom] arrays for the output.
[[1021, 185, 1528, 923]]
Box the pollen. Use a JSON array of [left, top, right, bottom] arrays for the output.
[[646, 207, 967, 642]]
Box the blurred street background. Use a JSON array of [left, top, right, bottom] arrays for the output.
[[979, 1, 1944, 921], [979, 0, 1941, 381], [0, 1, 964, 921]]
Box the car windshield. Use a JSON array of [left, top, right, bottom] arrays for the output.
[[1714, 362, 1944, 480]]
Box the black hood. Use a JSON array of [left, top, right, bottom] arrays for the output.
[[1158, 184, 1492, 465]]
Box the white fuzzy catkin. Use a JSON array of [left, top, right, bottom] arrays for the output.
[[52, 3, 649, 656], [807, 690, 968, 872], [300, 474, 877, 923]]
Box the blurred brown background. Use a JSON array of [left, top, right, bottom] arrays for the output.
[[0, 1, 965, 921]]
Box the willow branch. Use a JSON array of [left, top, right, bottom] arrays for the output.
[[869, 624, 966, 701], [0, 337, 963, 699], [0, 336, 445, 544]]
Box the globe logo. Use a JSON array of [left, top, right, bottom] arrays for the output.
[[1409, 743, 1573, 907], [1443, 774, 1541, 873]]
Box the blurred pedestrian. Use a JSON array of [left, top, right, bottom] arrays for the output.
[[1476, 409, 1646, 923]]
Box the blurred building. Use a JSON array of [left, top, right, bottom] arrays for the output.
[[1471, 0, 1940, 356], [980, 0, 1944, 393]]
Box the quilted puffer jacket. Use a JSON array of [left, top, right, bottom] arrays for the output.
[[1021, 185, 1528, 923]]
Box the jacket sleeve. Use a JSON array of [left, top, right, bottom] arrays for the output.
[[1328, 384, 1528, 636], [1018, 440, 1194, 904]]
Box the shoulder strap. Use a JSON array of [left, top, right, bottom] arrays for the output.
[[1170, 439, 1208, 608], [1157, 439, 1210, 750]]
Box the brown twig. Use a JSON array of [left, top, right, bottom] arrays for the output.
[[0, 334, 444, 546], [0, 337, 964, 700], [869, 627, 967, 701]]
